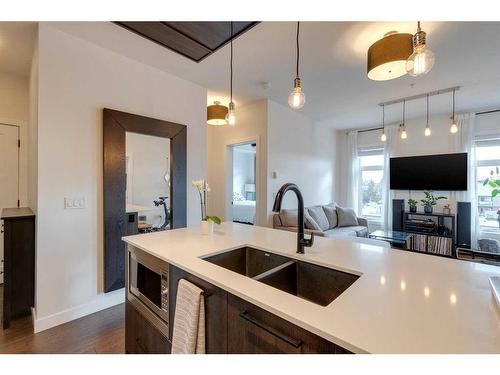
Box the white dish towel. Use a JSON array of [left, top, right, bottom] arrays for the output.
[[171, 279, 206, 354]]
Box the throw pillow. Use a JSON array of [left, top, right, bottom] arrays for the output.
[[336, 206, 358, 227], [307, 206, 330, 231], [279, 208, 298, 227], [304, 211, 321, 231], [322, 204, 338, 229]]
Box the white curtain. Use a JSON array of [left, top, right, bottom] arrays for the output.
[[346, 130, 359, 212], [381, 125, 398, 231], [450, 113, 479, 248]]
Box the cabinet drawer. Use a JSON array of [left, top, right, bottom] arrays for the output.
[[227, 294, 338, 354], [126, 301, 171, 354]]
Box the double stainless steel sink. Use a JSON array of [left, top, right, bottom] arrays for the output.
[[202, 247, 359, 307]]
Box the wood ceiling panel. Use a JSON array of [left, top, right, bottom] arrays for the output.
[[164, 22, 257, 50], [116, 22, 211, 61], [115, 21, 259, 62]]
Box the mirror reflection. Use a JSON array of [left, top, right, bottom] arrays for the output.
[[125, 132, 171, 233]]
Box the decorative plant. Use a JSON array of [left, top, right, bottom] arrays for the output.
[[483, 167, 500, 198], [483, 168, 500, 226], [408, 199, 418, 210], [420, 190, 447, 208], [191, 180, 221, 224]]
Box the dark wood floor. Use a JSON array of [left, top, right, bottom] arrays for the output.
[[0, 286, 125, 354]]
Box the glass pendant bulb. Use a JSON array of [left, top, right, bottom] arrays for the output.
[[400, 101, 407, 140], [406, 22, 435, 77], [450, 89, 458, 134], [288, 78, 305, 109], [225, 101, 236, 126], [406, 47, 435, 76], [424, 94, 431, 136], [450, 121, 458, 134], [380, 104, 386, 142]]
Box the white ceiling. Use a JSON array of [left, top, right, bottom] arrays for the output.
[[0, 22, 36, 77], [48, 22, 500, 128]]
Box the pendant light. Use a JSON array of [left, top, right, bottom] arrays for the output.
[[400, 100, 408, 139], [225, 22, 236, 125], [406, 21, 435, 77], [288, 22, 305, 109], [367, 31, 413, 81], [424, 94, 431, 136], [450, 88, 458, 133], [207, 101, 228, 125], [380, 104, 387, 142]]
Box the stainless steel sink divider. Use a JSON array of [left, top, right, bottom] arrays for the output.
[[252, 260, 297, 282]]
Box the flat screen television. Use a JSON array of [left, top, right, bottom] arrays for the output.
[[390, 153, 467, 191]]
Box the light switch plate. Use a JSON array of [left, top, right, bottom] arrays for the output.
[[65, 197, 86, 209]]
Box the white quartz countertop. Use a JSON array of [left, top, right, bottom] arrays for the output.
[[122, 222, 500, 354]]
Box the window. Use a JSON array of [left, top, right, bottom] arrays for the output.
[[475, 139, 500, 232], [358, 149, 384, 219]]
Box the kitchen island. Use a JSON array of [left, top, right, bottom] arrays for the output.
[[123, 222, 500, 354]]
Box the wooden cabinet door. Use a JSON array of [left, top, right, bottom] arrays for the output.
[[227, 294, 337, 354], [169, 265, 228, 353], [125, 301, 171, 354]]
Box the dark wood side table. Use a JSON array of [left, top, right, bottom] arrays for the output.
[[1, 207, 35, 329]]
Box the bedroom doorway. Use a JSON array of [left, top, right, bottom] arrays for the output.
[[231, 142, 256, 225]]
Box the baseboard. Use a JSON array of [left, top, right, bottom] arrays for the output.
[[33, 288, 125, 333], [31, 306, 36, 326]]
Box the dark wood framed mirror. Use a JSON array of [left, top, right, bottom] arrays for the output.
[[103, 109, 187, 293]]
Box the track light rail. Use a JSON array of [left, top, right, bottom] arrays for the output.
[[378, 86, 460, 107]]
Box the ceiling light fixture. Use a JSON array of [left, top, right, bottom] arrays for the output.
[[288, 22, 305, 110], [406, 21, 435, 77], [400, 100, 407, 139], [206, 101, 228, 126], [226, 22, 236, 126], [367, 31, 413, 81], [380, 104, 387, 142], [424, 94, 431, 136], [450, 88, 458, 134]]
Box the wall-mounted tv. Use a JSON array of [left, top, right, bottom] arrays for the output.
[[390, 153, 468, 191]]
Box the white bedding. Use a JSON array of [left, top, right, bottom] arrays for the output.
[[232, 200, 256, 224]]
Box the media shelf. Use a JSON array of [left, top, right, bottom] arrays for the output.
[[403, 211, 456, 258]]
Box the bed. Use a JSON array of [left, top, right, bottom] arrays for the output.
[[232, 200, 256, 224]]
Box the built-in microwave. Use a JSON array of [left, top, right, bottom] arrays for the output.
[[127, 246, 169, 338]]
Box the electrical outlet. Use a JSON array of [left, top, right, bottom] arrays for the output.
[[65, 197, 86, 209]]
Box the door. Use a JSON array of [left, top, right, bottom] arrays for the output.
[[0, 124, 19, 284], [230, 142, 257, 225]]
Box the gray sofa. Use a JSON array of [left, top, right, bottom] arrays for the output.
[[273, 203, 368, 238]]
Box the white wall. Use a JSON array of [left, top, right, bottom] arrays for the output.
[[207, 99, 337, 228], [207, 100, 268, 226], [267, 100, 336, 225], [126, 132, 170, 226], [0, 71, 30, 208], [28, 31, 38, 212], [34, 23, 207, 332]]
